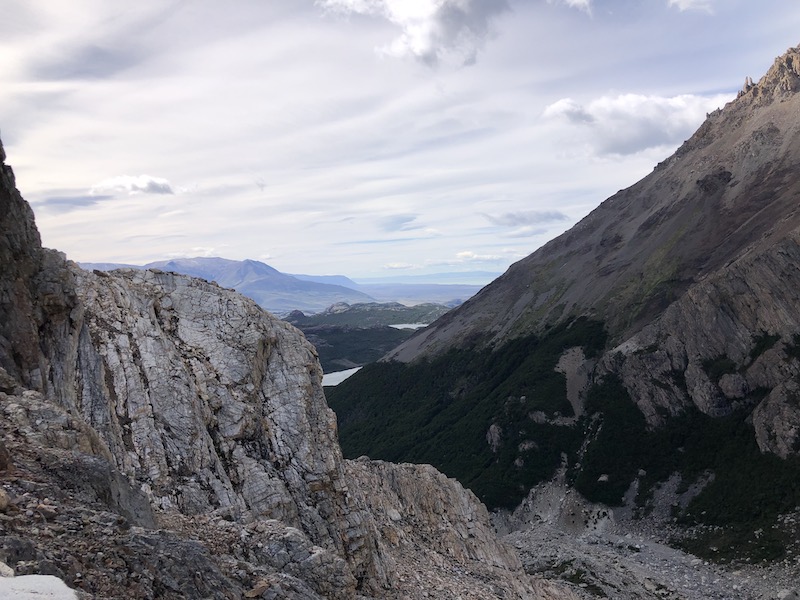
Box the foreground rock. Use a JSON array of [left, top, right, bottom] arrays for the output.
[[347, 458, 535, 598]]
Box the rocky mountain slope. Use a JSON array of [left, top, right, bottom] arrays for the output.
[[389, 45, 800, 362], [330, 44, 800, 564], [0, 138, 574, 597]]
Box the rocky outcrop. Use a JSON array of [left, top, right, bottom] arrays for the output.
[[346, 459, 528, 594], [0, 377, 362, 598], [0, 139, 79, 392], [60, 265, 391, 589], [603, 226, 800, 454]]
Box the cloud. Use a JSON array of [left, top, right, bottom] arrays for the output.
[[543, 92, 733, 155], [336, 236, 436, 245], [379, 213, 421, 231], [547, 0, 592, 14], [383, 262, 419, 270], [542, 98, 594, 124], [33, 43, 141, 80], [33, 194, 113, 213], [667, 0, 714, 12], [455, 250, 503, 261], [122, 233, 188, 243], [316, 0, 510, 66], [165, 246, 219, 259], [90, 175, 175, 196], [506, 226, 549, 238], [482, 209, 569, 227]]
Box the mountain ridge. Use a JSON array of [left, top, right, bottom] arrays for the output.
[[82, 258, 485, 313], [387, 44, 800, 363]]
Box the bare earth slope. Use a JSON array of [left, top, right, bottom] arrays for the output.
[[389, 46, 800, 362]]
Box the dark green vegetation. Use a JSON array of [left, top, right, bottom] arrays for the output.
[[330, 321, 800, 562], [287, 302, 451, 372], [287, 302, 450, 328], [749, 330, 781, 361], [305, 326, 413, 373], [701, 355, 738, 384], [572, 377, 800, 559], [328, 317, 606, 509]]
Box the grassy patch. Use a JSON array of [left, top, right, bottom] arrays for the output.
[[676, 524, 788, 563]]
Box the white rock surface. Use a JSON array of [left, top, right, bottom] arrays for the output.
[[0, 575, 78, 599]]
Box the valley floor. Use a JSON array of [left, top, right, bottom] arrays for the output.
[[505, 520, 800, 600]]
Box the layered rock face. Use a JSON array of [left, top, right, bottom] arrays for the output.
[[346, 459, 533, 599], [0, 137, 561, 597], [0, 140, 79, 392], [62, 265, 389, 588], [604, 230, 800, 438]]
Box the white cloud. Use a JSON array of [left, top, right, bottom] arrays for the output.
[[543, 92, 733, 156], [667, 0, 714, 12], [379, 213, 421, 231], [547, 0, 592, 14], [316, 0, 509, 65], [166, 246, 219, 259], [482, 210, 569, 227], [384, 262, 419, 270], [542, 98, 594, 123], [90, 175, 174, 196], [456, 250, 502, 261]]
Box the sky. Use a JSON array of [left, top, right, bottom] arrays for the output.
[[1, 0, 798, 280]]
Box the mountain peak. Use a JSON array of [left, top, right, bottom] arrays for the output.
[[389, 42, 800, 362], [744, 44, 800, 100]]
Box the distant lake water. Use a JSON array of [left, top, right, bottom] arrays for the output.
[[323, 367, 362, 386], [389, 323, 427, 330]]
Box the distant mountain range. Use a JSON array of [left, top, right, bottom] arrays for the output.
[[80, 257, 489, 315], [81, 257, 373, 314]]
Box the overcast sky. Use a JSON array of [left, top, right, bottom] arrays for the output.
[[2, 0, 798, 279]]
